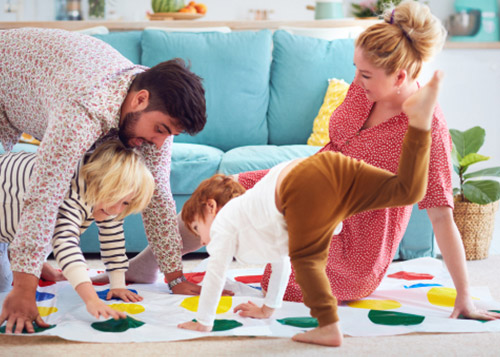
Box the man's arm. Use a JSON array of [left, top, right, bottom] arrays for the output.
[[139, 138, 194, 291], [1, 107, 102, 333]]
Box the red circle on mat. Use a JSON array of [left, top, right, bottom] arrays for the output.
[[387, 271, 434, 280]]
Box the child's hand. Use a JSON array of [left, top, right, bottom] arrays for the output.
[[106, 288, 143, 302], [86, 298, 126, 320], [233, 301, 274, 319], [178, 320, 211, 332]]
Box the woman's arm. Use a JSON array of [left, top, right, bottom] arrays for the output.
[[428, 206, 500, 320]]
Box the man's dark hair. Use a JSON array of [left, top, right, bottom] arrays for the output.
[[131, 58, 206, 135]]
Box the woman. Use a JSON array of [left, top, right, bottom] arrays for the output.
[[238, 1, 497, 321]]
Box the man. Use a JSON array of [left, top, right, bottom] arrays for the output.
[[0, 28, 206, 334]]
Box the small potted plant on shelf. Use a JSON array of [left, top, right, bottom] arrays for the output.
[[450, 126, 500, 260], [351, 0, 403, 18]]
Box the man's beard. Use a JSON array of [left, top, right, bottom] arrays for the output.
[[119, 110, 141, 147]]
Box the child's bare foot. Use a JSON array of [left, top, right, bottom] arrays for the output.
[[403, 70, 443, 131], [292, 321, 343, 347], [41, 262, 66, 282]]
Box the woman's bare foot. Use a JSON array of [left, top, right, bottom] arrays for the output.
[[41, 262, 66, 282], [292, 321, 343, 347], [403, 70, 443, 131]]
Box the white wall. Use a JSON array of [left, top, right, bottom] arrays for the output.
[[0, 0, 463, 22]]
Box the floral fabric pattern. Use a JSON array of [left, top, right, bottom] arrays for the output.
[[0, 28, 181, 277]]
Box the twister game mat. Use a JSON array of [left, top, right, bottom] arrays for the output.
[[1, 258, 500, 342]]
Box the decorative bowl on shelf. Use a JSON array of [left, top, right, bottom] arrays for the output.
[[148, 12, 205, 20]]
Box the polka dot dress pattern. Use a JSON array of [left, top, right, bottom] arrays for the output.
[[241, 83, 453, 302]]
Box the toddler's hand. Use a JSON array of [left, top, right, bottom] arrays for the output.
[[178, 320, 211, 332], [86, 298, 126, 320], [107, 288, 143, 302], [233, 301, 274, 319]]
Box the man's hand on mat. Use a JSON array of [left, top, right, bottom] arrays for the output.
[[451, 294, 500, 321], [106, 288, 143, 302], [0, 272, 50, 334], [178, 320, 211, 332], [86, 298, 126, 320], [233, 301, 274, 319]]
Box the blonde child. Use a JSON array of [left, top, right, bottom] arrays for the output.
[[0, 140, 154, 322], [178, 71, 443, 346]]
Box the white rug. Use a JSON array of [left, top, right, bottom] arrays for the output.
[[1, 258, 499, 342]]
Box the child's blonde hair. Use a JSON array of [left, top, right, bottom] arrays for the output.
[[356, 0, 446, 80], [81, 140, 155, 220], [182, 174, 246, 235]]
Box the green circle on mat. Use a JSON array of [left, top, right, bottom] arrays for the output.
[[91, 316, 145, 333], [277, 317, 319, 328], [459, 310, 500, 324], [213, 319, 243, 331], [192, 319, 243, 331], [368, 310, 425, 326], [0, 323, 56, 334]]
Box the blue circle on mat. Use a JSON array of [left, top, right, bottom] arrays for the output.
[[36, 291, 55, 302]]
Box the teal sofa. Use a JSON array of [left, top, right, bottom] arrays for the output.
[[1, 29, 435, 260]]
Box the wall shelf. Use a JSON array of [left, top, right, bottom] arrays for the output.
[[2, 21, 499, 49]]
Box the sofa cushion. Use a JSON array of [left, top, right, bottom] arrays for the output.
[[394, 205, 435, 260], [218, 144, 318, 175], [93, 31, 142, 64], [267, 30, 356, 146], [171, 142, 223, 194], [0, 143, 38, 154], [141, 29, 272, 152]]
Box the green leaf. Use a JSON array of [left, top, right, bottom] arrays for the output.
[[464, 167, 500, 180], [453, 187, 460, 196], [450, 127, 485, 157], [459, 153, 490, 171], [451, 144, 461, 169], [463, 180, 500, 204]]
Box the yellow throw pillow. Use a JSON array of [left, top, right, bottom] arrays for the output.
[[307, 78, 349, 146], [19, 133, 40, 146]]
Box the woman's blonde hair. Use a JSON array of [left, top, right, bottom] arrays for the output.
[[81, 140, 155, 220], [181, 174, 246, 235], [356, 0, 446, 80]]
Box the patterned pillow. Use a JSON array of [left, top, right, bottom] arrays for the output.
[[307, 78, 349, 146]]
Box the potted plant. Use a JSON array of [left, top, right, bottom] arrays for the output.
[[450, 126, 500, 260], [351, 0, 403, 18]]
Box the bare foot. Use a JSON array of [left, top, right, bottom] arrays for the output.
[[41, 263, 66, 282], [402, 70, 443, 131], [292, 321, 343, 347]]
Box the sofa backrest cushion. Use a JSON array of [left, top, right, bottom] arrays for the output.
[[141, 29, 272, 152], [93, 31, 142, 65], [267, 30, 356, 145]]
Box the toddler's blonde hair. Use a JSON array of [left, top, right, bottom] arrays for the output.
[[356, 0, 446, 80], [182, 174, 246, 235], [81, 140, 155, 220]]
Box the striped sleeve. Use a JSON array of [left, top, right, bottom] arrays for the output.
[[96, 218, 128, 290], [0, 151, 36, 244], [51, 159, 92, 289]]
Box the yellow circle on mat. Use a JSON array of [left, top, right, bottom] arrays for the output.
[[347, 299, 402, 310], [427, 287, 457, 307], [427, 287, 479, 307], [38, 306, 58, 317], [181, 296, 232, 314], [109, 303, 145, 314]]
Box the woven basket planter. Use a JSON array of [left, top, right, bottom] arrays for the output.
[[453, 198, 499, 260]]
